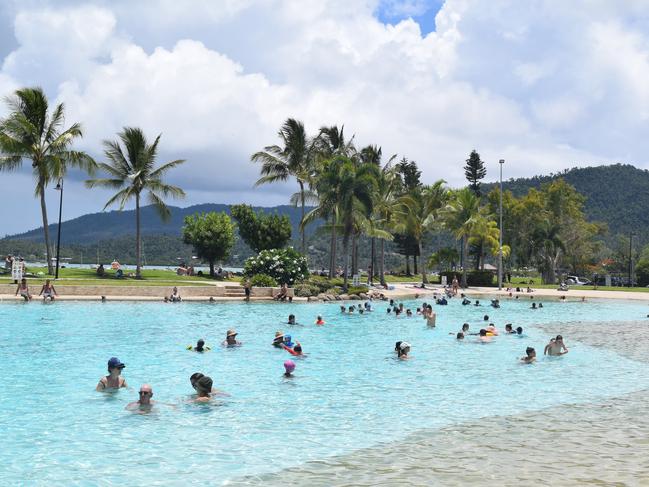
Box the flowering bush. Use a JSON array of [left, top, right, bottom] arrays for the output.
[[243, 247, 309, 285], [246, 273, 278, 288]]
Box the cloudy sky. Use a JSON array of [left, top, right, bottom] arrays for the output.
[[1, 0, 649, 235]]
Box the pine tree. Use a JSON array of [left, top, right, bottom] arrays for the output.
[[464, 150, 487, 196]]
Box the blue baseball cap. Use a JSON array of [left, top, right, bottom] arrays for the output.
[[107, 357, 125, 369]]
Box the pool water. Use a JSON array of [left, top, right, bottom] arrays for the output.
[[1, 297, 648, 485]]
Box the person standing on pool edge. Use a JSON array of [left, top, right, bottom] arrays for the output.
[[96, 357, 128, 391]]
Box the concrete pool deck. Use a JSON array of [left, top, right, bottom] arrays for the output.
[[1, 282, 649, 303]]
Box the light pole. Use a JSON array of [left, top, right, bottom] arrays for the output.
[[628, 232, 635, 287], [498, 159, 504, 290], [55, 178, 63, 279]]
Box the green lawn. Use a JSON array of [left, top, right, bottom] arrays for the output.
[[0, 267, 240, 287], [505, 277, 649, 293]]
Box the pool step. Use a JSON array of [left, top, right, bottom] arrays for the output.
[[224, 286, 246, 297]]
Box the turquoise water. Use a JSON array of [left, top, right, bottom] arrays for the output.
[[1, 297, 649, 485]]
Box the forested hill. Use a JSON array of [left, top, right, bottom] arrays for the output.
[[483, 164, 649, 237], [3, 203, 317, 245]]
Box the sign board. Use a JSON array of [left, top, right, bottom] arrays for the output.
[[605, 274, 611, 287], [11, 260, 23, 281], [441, 275, 447, 286]]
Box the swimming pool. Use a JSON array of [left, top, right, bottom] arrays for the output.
[[1, 297, 648, 484]]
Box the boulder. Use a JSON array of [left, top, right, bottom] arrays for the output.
[[359, 292, 368, 300], [339, 293, 350, 300]]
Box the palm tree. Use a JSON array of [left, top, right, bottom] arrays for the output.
[[532, 221, 565, 284], [251, 118, 315, 255], [396, 181, 448, 284], [303, 156, 378, 291], [86, 127, 185, 278], [442, 188, 484, 288], [372, 160, 400, 285], [0, 87, 95, 274]]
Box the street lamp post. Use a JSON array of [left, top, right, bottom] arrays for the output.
[[498, 159, 505, 290], [55, 178, 64, 280], [628, 232, 635, 287]]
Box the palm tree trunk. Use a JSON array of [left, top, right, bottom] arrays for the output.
[[351, 233, 357, 278], [342, 234, 350, 292], [369, 237, 375, 284], [299, 181, 306, 255], [405, 255, 410, 276], [209, 260, 215, 278], [414, 254, 418, 275], [461, 238, 469, 288], [329, 221, 336, 279], [39, 184, 53, 275], [380, 239, 386, 286], [135, 193, 141, 278], [420, 241, 428, 284]]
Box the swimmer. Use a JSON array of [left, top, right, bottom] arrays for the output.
[[397, 341, 411, 359], [283, 341, 305, 356], [456, 332, 464, 340], [364, 302, 373, 312], [192, 376, 214, 402], [190, 372, 228, 396], [406, 309, 412, 317], [359, 308, 365, 315], [222, 329, 241, 347], [101, 295, 107, 302], [169, 287, 181, 302], [96, 357, 128, 391], [387, 307, 391, 314], [490, 299, 500, 308], [538, 302, 544, 308], [125, 384, 155, 412], [426, 307, 436, 327], [505, 324, 514, 334], [474, 300, 481, 306], [273, 331, 285, 348], [544, 335, 569, 356], [486, 323, 499, 336], [189, 339, 210, 352], [315, 315, 325, 325], [348, 305, 355, 314], [394, 341, 402, 353], [521, 347, 536, 364], [284, 360, 296, 377], [516, 326, 524, 335], [340, 305, 346, 313], [478, 329, 491, 343], [483, 315, 489, 321], [287, 314, 296, 325], [461, 297, 471, 305], [531, 302, 537, 309]]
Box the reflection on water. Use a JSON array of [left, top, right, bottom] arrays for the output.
[[237, 320, 649, 486]]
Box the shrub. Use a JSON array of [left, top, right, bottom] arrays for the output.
[[243, 247, 309, 285], [293, 283, 320, 297], [246, 273, 278, 288], [347, 285, 369, 295]]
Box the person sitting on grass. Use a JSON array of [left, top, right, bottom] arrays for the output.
[[15, 278, 32, 301], [96, 357, 127, 391], [96, 264, 105, 277], [39, 279, 57, 301]]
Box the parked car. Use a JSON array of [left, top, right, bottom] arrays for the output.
[[565, 276, 591, 285]]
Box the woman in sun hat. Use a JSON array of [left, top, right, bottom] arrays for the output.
[[223, 329, 242, 347], [96, 357, 128, 391], [272, 331, 285, 348]]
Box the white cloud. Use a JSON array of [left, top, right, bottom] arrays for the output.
[[1, 0, 649, 234]]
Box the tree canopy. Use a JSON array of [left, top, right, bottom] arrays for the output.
[[182, 211, 235, 277], [230, 204, 292, 253]]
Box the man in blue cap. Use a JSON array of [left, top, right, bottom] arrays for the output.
[[96, 357, 128, 391]]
